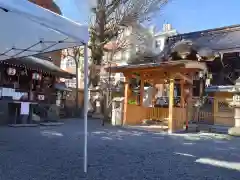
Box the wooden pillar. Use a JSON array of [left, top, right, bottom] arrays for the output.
[[180, 80, 185, 108], [152, 84, 156, 107], [140, 76, 144, 106], [123, 75, 129, 125], [168, 78, 175, 133], [187, 74, 193, 129]]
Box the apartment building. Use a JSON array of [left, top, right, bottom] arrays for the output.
[[154, 24, 178, 53], [60, 48, 92, 89], [103, 23, 178, 87]]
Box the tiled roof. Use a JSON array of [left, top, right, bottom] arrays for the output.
[[107, 60, 207, 73], [169, 24, 240, 52], [108, 24, 240, 68], [156, 24, 240, 62], [6, 56, 75, 79]]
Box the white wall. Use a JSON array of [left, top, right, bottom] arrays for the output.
[[102, 24, 178, 92], [153, 29, 178, 54], [60, 48, 91, 89]]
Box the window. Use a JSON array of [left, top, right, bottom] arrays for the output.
[[124, 27, 131, 36], [155, 40, 161, 48], [61, 57, 76, 69], [65, 78, 76, 88], [123, 50, 130, 60], [66, 57, 75, 67], [60, 61, 66, 69]]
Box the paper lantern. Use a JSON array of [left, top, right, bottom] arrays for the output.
[[32, 73, 42, 80], [7, 67, 16, 75]]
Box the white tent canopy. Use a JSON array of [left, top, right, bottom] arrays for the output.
[[0, 0, 90, 173], [0, 0, 89, 60]]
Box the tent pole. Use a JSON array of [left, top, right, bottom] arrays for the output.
[[83, 45, 88, 173]]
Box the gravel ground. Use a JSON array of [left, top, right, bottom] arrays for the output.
[[0, 119, 239, 180]]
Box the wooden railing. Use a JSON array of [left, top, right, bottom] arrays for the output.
[[125, 95, 236, 129], [126, 104, 187, 130], [173, 108, 187, 129], [146, 107, 186, 130], [192, 111, 214, 124], [146, 108, 168, 120]]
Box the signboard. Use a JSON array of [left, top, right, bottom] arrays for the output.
[[20, 102, 29, 115], [1, 88, 28, 100], [38, 94, 45, 101]]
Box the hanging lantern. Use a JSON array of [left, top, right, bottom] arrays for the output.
[[32, 73, 42, 80], [7, 67, 16, 76], [205, 79, 211, 87], [198, 71, 204, 79], [207, 73, 213, 79], [20, 69, 28, 76], [38, 94, 45, 101]]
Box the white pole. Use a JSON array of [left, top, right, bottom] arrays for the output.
[[83, 45, 89, 173]]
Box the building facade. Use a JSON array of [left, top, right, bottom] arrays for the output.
[[28, 0, 62, 67], [154, 24, 178, 53], [103, 23, 178, 87], [60, 48, 91, 89]]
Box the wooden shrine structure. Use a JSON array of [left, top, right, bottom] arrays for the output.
[[104, 24, 240, 133], [0, 56, 74, 125], [107, 60, 207, 133]]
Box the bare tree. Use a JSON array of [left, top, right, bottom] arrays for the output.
[[70, 0, 169, 119], [62, 47, 84, 112], [87, 0, 169, 88], [99, 23, 158, 121]]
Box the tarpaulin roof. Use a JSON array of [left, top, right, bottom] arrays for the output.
[[0, 0, 89, 61]]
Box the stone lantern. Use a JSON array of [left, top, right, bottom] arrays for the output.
[[228, 77, 240, 136]]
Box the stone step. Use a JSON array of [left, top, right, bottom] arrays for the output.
[[210, 125, 230, 134], [142, 119, 168, 126], [39, 122, 64, 126], [187, 124, 231, 134], [198, 124, 211, 132], [8, 124, 38, 127], [196, 124, 230, 134], [186, 124, 199, 132], [91, 113, 104, 119], [126, 125, 168, 132]]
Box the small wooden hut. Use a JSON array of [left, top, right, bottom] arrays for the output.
[[205, 86, 234, 126], [107, 60, 207, 133]]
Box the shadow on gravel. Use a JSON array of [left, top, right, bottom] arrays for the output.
[[0, 119, 239, 180]]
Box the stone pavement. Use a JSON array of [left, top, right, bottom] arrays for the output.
[[0, 119, 239, 180]]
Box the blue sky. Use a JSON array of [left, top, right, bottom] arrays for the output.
[[54, 0, 240, 33]]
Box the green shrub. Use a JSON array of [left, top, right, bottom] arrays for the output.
[[128, 100, 137, 105]]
